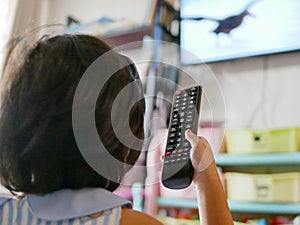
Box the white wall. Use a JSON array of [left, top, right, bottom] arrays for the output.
[[45, 0, 154, 25], [199, 52, 300, 129], [44, 0, 300, 130]]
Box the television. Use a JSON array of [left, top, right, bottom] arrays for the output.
[[180, 0, 300, 64]]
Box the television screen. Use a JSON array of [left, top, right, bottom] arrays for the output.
[[180, 0, 300, 64]]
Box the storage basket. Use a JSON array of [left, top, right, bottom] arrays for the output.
[[225, 127, 300, 154], [226, 172, 300, 202]]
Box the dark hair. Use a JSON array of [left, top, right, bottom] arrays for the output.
[[0, 33, 145, 194]]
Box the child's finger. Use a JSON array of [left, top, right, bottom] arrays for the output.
[[185, 129, 198, 147]]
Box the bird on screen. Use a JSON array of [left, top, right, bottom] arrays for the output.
[[182, 0, 261, 36]]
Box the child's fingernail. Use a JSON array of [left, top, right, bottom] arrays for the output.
[[187, 129, 192, 133]]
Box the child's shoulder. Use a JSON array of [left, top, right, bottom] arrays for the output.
[[120, 208, 163, 225]]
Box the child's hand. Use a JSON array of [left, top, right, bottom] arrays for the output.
[[185, 129, 216, 182], [185, 129, 234, 225]]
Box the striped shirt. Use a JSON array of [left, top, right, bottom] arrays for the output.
[[0, 188, 131, 225]]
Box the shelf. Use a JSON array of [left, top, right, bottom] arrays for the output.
[[215, 152, 300, 167], [156, 197, 300, 214], [156, 197, 198, 208], [228, 201, 300, 214]]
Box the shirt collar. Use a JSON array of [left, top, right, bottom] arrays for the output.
[[26, 188, 131, 221]]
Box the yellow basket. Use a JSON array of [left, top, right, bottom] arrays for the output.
[[158, 217, 247, 225], [225, 127, 300, 154], [226, 172, 300, 202]]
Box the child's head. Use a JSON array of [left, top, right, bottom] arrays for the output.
[[0, 34, 145, 194]]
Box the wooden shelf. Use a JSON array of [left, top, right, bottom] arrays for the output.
[[156, 197, 300, 214]]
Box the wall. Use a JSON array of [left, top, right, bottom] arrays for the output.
[[44, 0, 300, 130], [192, 51, 300, 129], [10, 0, 45, 36], [45, 0, 154, 25], [151, 41, 300, 130]]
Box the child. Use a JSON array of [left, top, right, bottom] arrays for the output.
[[0, 33, 233, 225]]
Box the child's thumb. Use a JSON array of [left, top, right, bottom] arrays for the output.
[[185, 129, 198, 147]]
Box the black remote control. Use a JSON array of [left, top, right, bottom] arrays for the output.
[[161, 86, 202, 189]]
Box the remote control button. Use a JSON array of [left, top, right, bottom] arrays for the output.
[[185, 123, 193, 130], [175, 90, 182, 96], [187, 106, 194, 110], [190, 89, 197, 94], [171, 121, 179, 128], [182, 140, 191, 148], [182, 157, 188, 161], [167, 145, 175, 151], [168, 139, 176, 145], [169, 133, 176, 138], [186, 116, 193, 123], [166, 151, 172, 157], [187, 110, 193, 116], [192, 95, 197, 99], [170, 127, 177, 132], [183, 147, 190, 152], [177, 149, 184, 154]]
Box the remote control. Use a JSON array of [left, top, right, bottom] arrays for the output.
[[161, 85, 202, 189]]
